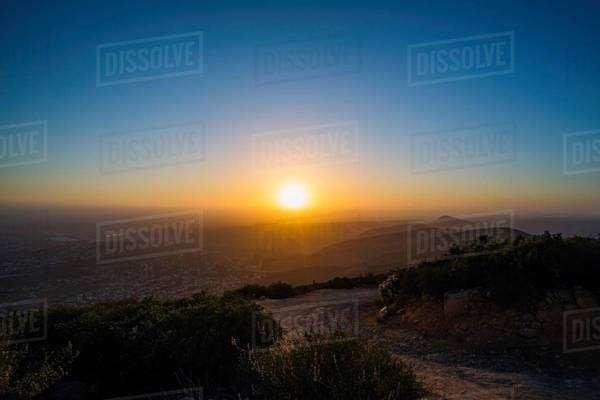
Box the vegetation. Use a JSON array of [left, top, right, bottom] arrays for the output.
[[0, 290, 421, 399], [225, 281, 296, 300], [0, 342, 76, 400], [1, 294, 267, 399], [245, 335, 423, 400], [4, 233, 599, 398], [294, 274, 384, 295], [226, 274, 384, 300], [380, 233, 600, 313]]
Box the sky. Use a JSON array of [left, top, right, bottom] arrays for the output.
[[1, 0, 600, 219]]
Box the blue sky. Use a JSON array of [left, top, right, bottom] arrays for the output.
[[1, 0, 600, 216]]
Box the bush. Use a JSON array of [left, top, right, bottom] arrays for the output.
[[0, 342, 76, 400], [1, 279, 420, 399], [245, 335, 423, 400], [227, 274, 384, 301], [380, 233, 600, 312], [44, 293, 267, 398], [265, 282, 295, 299], [224, 282, 294, 300], [226, 284, 270, 300]]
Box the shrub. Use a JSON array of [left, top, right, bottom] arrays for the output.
[[380, 234, 600, 312], [245, 335, 423, 400], [228, 274, 384, 301], [226, 284, 270, 300], [2, 279, 419, 399], [0, 342, 76, 400], [265, 282, 295, 299], [45, 293, 267, 398]]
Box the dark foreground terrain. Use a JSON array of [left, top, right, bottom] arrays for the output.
[[261, 288, 600, 400]]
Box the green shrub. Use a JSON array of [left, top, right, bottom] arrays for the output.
[[245, 335, 423, 400], [2, 277, 417, 399], [0, 342, 76, 400], [225, 284, 270, 300], [228, 274, 384, 301], [265, 282, 295, 299], [380, 233, 600, 312], [45, 293, 267, 398]]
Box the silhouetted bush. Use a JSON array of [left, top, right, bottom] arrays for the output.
[[381, 233, 600, 312], [42, 293, 267, 398], [0, 342, 76, 400], [244, 335, 423, 400], [1, 290, 424, 400], [227, 284, 270, 299], [265, 282, 295, 299], [224, 281, 294, 299], [227, 274, 384, 300]]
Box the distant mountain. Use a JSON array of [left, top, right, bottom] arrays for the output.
[[204, 220, 393, 260], [514, 216, 600, 238], [309, 227, 413, 272], [436, 215, 466, 223], [257, 216, 530, 284], [358, 221, 413, 239], [357, 216, 475, 240]]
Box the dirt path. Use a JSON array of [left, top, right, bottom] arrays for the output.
[[260, 288, 600, 400], [378, 325, 600, 400]]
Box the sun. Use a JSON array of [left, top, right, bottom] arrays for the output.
[[277, 182, 310, 210]]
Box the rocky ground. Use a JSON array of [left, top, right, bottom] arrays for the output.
[[259, 288, 600, 400]]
